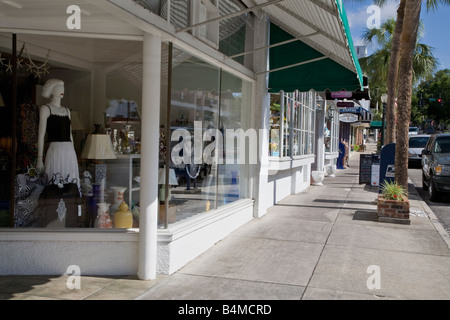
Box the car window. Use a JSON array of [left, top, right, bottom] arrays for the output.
[[409, 137, 429, 148], [434, 137, 450, 153]]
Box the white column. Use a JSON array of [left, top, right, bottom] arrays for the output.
[[315, 95, 326, 172], [138, 32, 161, 281], [251, 14, 272, 219]]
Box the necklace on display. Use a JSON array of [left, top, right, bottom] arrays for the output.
[[48, 104, 67, 116]]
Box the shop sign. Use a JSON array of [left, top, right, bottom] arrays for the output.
[[339, 113, 359, 123], [337, 101, 355, 108], [339, 106, 362, 114], [331, 91, 353, 99]]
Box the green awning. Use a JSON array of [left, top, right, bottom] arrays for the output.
[[269, 23, 363, 93]]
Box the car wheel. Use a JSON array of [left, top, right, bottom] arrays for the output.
[[422, 172, 428, 190], [428, 178, 441, 202]]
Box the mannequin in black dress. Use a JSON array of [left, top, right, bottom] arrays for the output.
[[37, 79, 82, 227]]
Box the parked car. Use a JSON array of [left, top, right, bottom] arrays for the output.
[[408, 134, 430, 167], [409, 127, 419, 135], [421, 133, 450, 201]]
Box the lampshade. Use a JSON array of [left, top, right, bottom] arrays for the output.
[[158, 168, 178, 185], [81, 134, 117, 160], [381, 94, 388, 104], [70, 111, 85, 131], [0, 93, 5, 107], [0, 137, 12, 153]]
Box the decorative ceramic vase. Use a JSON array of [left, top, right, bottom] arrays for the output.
[[311, 171, 326, 186], [110, 186, 127, 214], [95, 202, 113, 229], [114, 201, 133, 229], [326, 165, 336, 177]]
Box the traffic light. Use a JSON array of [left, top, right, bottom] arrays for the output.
[[438, 98, 444, 106]]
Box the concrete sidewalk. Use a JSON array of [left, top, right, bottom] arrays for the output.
[[1, 144, 450, 300]]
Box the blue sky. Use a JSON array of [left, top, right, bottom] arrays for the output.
[[344, 0, 450, 71]]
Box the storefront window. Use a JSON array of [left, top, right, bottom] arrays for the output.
[[269, 94, 281, 157], [159, 45, 250, 227], [325, 103, 339, 153], [269, 90, 316, 158], [0, 33, 143, 229]]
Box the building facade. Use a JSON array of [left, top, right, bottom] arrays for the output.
[[0, 0, 363, 279]]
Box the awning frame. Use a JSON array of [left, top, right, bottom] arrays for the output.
[[227, 31, 319, 60], [173, 0, 363, 91]]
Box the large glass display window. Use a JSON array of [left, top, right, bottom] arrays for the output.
[[0, 33, 143, 229], [268, 90, 316, 158], [158, 44, 251, 227]]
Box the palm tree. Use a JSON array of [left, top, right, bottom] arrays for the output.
[[395, 0, 422, 190], [352, 0, 448, 191], [393, 0, 450, 190], [359, 18, 437, 109], [385, 0, 404, 145]]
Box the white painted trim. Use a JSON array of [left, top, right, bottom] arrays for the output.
[[157, 199, 254, 243], [0, 229, 139, 242], [268, 154, 315, 174], [0, 28, 144, 41]]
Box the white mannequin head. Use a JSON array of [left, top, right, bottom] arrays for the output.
[[42, 79, 65, 100]]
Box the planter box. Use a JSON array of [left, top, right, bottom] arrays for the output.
[[377, 195, 411, 225]]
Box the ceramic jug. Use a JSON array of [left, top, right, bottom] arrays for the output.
[[114, 201, 133, 229], [95, 203, 113, 229]]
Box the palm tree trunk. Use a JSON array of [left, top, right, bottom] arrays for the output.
[[395, 0, 422, 191], [385, 0, 406, 144]]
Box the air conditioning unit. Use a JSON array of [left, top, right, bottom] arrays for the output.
[[191, 0, 219, 49]]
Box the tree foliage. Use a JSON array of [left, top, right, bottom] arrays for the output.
[[415, 69, 450, 128]]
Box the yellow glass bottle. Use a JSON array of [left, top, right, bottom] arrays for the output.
[[114, 201, 133, 229]]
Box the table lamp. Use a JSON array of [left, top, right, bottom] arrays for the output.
[[81, 134, 117, 202]]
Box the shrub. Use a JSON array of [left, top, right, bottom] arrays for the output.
[[380, 180, 406, 201]]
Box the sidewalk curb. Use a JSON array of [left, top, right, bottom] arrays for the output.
[[408, 178, 450, 251]]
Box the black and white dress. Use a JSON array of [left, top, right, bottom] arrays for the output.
[[43, 105, 80, 189], [39, 105, 82, 228]]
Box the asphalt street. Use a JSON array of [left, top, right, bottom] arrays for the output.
[[409, 166, 450, 234]]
